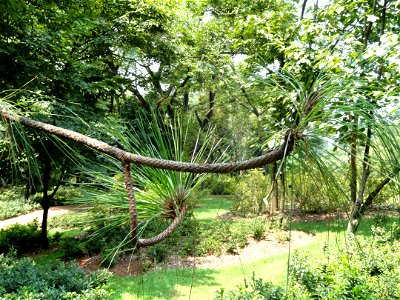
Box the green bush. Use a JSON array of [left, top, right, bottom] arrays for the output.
[[0, 220, 41, 255], [196, 219, 258, 256], [51, 186, 84, 205], [215, 273, 285, 300], [202, 174, 236, 195], [59, 223, 131, 261], [59, 235, 86, 259], [371, 220, 400, 243], [216, 229, 400, 299], [232, 169, 269, 216], [0, 252, 111, 299], [0, 187, 40, 220], [251, 219, 267, 241]]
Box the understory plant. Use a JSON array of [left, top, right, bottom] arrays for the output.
[[67, 113, 222, 257], [0, 251, 111, 299], [0, 220, 41, 256], [232, 169, 270, 216], [0, 187, 40, 220], [215, 223, 400, 299]]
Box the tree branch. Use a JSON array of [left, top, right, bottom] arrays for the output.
[[2, 109, 297, 173], [138, 206, 187, 247]]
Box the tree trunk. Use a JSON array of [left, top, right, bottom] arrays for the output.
[[41, 200, 50, 248], [349, 115, 358, 205], [279, 168, 285, 212], [347, 176, 392, 234], [270, 162, 278, 213], [40, 156, 51, 248]]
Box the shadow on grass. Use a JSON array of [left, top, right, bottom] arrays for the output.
[[108, 267, 219, 300]]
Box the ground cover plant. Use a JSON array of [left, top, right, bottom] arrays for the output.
[[0, 251, 112, 299], [215, 223, 400, 300], [0, 187, 40, 220], [0, 220, 41, 256], [103, 198, 399, 299]]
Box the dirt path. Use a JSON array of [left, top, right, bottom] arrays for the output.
[[0, 206, 84, 229], [164, 230, 316, 270], [79, 230, 317, 275]]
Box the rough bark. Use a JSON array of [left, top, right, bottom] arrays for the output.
[[1, 110, 297, 174], [138, 206, 186, 247], [270, 162, 279, 214], [122, 162, 138, 245], [279, 168, 285, 212]]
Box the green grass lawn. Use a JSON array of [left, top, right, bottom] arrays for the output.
[[107, 252, 291, 300], [27, 195, 399, 299], [193, 195, 232, 220], [105, 196, 318, 299], [106, 196, 399, 300]]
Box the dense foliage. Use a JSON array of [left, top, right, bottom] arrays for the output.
[[0, 220, 41, 256], [0, 252, 111, 299], [0, 187, 40, 220], [215, 224, 400, 300]]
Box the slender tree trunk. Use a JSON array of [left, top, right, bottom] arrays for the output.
[[40, 156, 51, 248], [183, 92, 189, 112], [347, 177, 391, 233], [349, 115, 358, 205], [300, 0, 308, 20], [270, 162, 278, 213], [279, 168, 285, 212], [347, 0, 386, 234]]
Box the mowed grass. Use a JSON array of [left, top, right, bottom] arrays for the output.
[[31, 195, 396, 299], [106, 196, 322, 299], [107, 197, 400, 299], [192, 195, 232, 220], [107, 253, 290, 300]]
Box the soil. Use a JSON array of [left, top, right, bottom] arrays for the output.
[[162, 230, 316, 270], [77, 230, 317, 276], [7, 206, 396, 276]]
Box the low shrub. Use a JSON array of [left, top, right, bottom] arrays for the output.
[[0, 187, 40, 220], [196, 219, 262, 256], [0, 220, 41, 255], [215, 273, 285, 300], [0, 252, 111, 299], [251, 219, 267, 241], [59, 223, 131, 261], [216, 228, 400, 299], [202, 174, 236, 195], [232, 169, 269, 216]]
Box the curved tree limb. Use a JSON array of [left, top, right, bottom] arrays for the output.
[[138, 206, 187, 247], [2, 110, 297, 173]]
